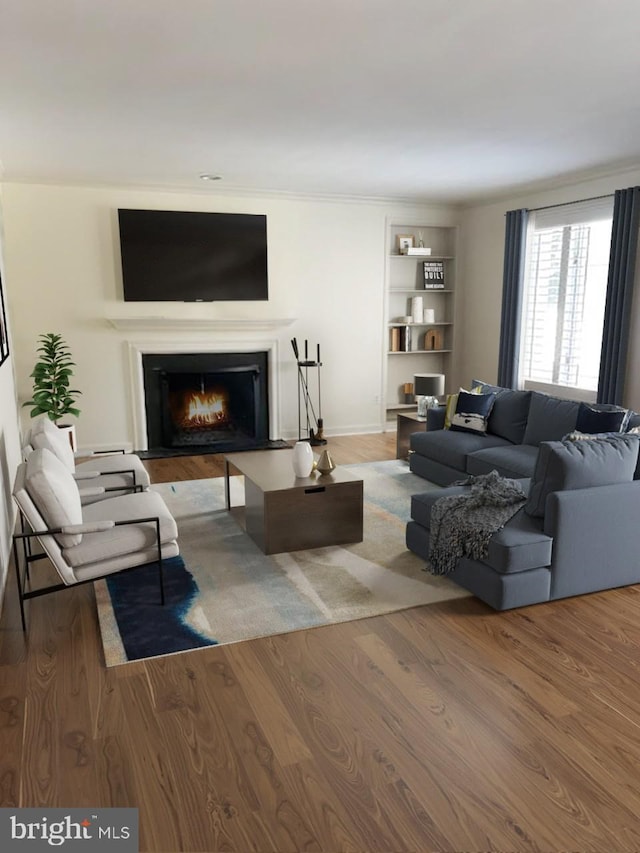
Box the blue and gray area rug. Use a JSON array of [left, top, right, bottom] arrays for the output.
[[95, 460, 469, 666]]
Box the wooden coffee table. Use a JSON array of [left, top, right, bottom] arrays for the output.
[[224, 449, 363, 554]]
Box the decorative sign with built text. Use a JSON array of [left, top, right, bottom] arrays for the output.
[[423, 261, 445, 289]]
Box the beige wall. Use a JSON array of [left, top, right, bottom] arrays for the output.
[[1, 184, 459, 451], [458, 166, 640, 409]]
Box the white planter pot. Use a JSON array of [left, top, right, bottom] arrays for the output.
[[57, 423, 77, 451]]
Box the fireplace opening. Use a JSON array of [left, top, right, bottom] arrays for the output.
[[142, 351, 276, 454], [163, 367, 260, 448]]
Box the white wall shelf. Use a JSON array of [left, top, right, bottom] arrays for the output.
[[387, 349, 452, 355], [389, 289, 453, 294], [388, 322, 452, 327], [389, 254, 454, 260]]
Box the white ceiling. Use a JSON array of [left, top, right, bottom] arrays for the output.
[[1, 0, 640, 204]]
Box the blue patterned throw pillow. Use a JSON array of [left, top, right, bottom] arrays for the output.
[[575, 402, 629, 434], [450, 390, 497, 434]]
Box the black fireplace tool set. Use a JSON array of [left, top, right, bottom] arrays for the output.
[[291, 337, 327, 445]]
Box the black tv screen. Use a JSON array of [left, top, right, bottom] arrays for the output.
[[118, 209, 268, 302]]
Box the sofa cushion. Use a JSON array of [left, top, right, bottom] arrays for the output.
[[484, 511, 553, 574], [525, 435, 640, 518], [522, 392, 580, 446], [411, 482, 551, 574], [426, 405, 446, 431], [410, 428, 510, 473], [450, 390, 497, 435], [411, 485, 470, 528], [472, 380, 532, 444], [466, 444, 540, 479], [575, 401, 628, 434], [565, 426, 640, 480]]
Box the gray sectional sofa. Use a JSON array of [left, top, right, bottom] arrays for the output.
[[408, 384, 639, 484], [406, 383, 640, 610]]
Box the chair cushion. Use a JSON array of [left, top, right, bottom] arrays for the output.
[[25, 448, 83, 547], [471, 380, 532, 444], [29, 416, 76, 472], [13, 461, 77, 584], [525, 435, 640, 518], [63, 491, 179, 568], [522, 392, 580, 446]]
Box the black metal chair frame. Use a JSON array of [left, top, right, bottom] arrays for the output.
[[76, 466, 140, 487], [12, 513, 165, 632]]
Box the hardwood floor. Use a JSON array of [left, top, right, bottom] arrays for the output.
[[2, 432, 640, 851]]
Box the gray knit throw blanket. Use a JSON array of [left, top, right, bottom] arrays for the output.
[[428, 470, 527, 575]]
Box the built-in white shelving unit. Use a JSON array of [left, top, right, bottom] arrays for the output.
[[383, 221, 457, 424]]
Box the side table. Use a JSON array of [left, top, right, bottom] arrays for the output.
[[396, 411, 427, 460]]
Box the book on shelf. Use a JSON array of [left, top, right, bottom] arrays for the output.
[[406, 247, 432, 256], [390, 327, 400, 352], [423, 260, 445, 288]]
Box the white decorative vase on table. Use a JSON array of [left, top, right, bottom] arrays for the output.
[[292, 441, 314, 477]]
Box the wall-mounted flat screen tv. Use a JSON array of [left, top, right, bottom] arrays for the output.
[[118, 209, 268, 302]]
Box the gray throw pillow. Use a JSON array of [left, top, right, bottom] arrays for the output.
[[522, 392, 580, 446], [525, 434, 640, 518], [627, 411, 640, 431]]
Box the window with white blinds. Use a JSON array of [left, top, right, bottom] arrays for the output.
[[519, 198, 614, 395]]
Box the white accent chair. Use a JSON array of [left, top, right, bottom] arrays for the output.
[[12, 447, 179, 631], [25, 415, 150, 504]]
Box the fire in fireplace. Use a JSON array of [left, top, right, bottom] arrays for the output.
[[180, 386, 230, 428], [142, 351, 271, 453]]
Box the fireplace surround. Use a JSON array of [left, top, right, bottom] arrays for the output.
[[126, 337, 283, 453], [143, 351, 269, 452]]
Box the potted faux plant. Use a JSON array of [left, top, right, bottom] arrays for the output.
[[23, 333, 82, 447]]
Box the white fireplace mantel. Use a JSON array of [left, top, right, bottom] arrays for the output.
[[127, 337, 283, 450], [108, 316, 296, 332]]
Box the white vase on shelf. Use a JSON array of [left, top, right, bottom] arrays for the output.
[[292, 441, 314, 477]]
